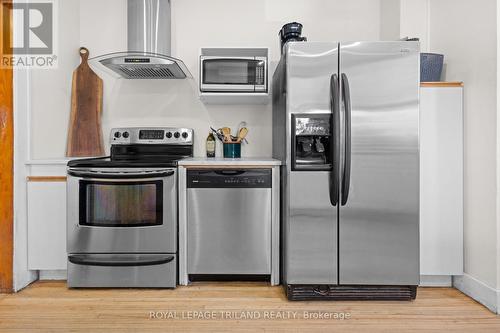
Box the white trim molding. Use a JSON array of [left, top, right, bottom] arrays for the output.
[[453, 274, 500, 314], [39, 270, 67, 281], [420, 275, 452, 287], [13, 66, 38, 291]]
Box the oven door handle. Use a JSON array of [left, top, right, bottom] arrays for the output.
[[68, 255, 175, 267], [67, 170, 175, 179]]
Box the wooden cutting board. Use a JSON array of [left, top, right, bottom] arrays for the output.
[[66, 47, 104, 157]]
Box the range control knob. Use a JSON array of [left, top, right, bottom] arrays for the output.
[[114, 132, 121, 138], [122, 131, 129, 138], [174, 132, 180, 138], [166, 132, 172, 138], [182, 132, 188, 139]]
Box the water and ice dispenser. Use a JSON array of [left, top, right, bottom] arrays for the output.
[[291, 114, 332, 171]]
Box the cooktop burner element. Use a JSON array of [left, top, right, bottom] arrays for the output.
[[68, 127, 194, 168]]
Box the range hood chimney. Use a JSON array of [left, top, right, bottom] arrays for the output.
[[97, 0, 191, 79], [128, 0, 171, 56]]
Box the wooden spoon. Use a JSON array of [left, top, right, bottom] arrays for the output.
[[221, 127, 232, 142], [237, 127, 248, 143]]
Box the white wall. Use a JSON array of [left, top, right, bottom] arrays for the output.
[[29, 0, 81, 159], [377, 0, 430, 51], [380, 0, 400, 40], [28, 0, 382, 159], [400, 0, 429, 52], [429, 0, 498, 291]]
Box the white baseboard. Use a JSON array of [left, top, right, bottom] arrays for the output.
[[453, 274, 499, 314], [419, 275, 452, 287], [13, 270, 38, 292], [39, 270, 67, 280]]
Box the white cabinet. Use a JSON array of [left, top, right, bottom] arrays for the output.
[[420, 84, 463, 278], [27, 180, 67, 270]]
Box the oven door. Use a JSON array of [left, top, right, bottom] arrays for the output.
[[67, 168, 176, 254], [200, 56, 267, 92]]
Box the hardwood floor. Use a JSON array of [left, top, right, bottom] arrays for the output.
[[0, 281, 499, 332]]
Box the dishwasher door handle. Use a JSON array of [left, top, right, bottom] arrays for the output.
[[214, 170, 247, 176]]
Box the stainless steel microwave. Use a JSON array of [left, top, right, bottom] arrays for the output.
[[200, 56, 267, 93]]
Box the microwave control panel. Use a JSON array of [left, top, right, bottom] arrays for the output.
[[255, 62, 265, 85]]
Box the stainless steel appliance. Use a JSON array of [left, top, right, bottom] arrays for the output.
[[94, 0, 192, 79], [200, 56, 267, 92], [66, 127, 193, 288], [273, 41, 420, 300], [187, 169, 272, 278]]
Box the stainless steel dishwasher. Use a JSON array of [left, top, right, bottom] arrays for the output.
[[187, 169, 272, 277]]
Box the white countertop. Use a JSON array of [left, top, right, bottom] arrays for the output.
[[178, 157, 281, 166], [26, 157, 282, 166]]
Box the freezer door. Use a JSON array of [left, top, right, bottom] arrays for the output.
[[288, 172, 337, 284], [285, 42, 339, 284], [338, 42, 420, 285]]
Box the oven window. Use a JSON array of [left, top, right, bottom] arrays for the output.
[[79, 180, 163, 227], [202, 59, 257, 85]]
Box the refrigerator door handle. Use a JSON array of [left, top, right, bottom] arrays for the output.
[[341, 73, 351, 206], [329, 73, 340, 206]]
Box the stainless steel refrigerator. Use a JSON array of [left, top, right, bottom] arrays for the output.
[[272, 41, 420, 300]]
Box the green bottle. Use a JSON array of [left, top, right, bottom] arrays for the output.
[[206, 132, 216, 157]]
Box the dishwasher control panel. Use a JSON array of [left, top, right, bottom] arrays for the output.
[[187, 169, 272, 188]]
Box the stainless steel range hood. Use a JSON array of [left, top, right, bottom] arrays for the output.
[[96, 0, 191, 79]]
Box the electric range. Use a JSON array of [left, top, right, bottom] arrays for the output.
[[66, 127, 193, 288]]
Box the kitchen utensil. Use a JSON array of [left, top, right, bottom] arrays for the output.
[[237, 121, 249, 144], [66, 47, 105, 157], [236, 127, 248, 143], [221, 127, 232, 142], [237, 121, 247, 133], [210, 127, 225, 142]]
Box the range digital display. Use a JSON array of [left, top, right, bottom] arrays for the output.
[[124, 58, 151, 63], [139, 130, 164, 140]]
